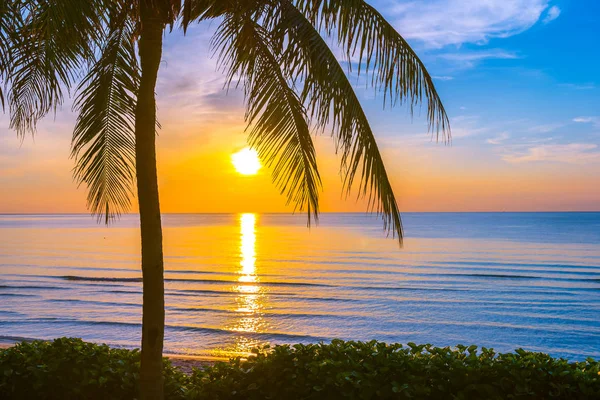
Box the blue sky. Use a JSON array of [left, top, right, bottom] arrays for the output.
[[1, 0, 599, 213], [370, 0, 600, 158]]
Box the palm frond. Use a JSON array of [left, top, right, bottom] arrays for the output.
[[266, 1, 403, 241], [295, 0, 450, 140], [180, 0, 230, 33], [8, 0, 103, 136], [71, 10, 139, 224], [0, 0, 22, 109], [213, 8, 321, 222]]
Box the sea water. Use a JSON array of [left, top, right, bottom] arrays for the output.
[[1, 212, 599, 359]]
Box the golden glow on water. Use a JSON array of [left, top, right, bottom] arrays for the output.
[[239, 213, 257, 279], [228, 213, 267, 348]]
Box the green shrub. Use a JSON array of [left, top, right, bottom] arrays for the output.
[[188, 340, 600, 400], [1, 338, 599, 399], [0, 338, 187, 400]]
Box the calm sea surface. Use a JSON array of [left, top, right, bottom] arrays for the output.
[[1, 213, 599, 360]]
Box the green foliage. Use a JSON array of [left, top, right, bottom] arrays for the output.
[[0, 338, 187, 400], [189, 340, 600, 400], [3, 338, 597, 399]]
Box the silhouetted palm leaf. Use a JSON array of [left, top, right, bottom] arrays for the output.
[[266, 1, 404, 239], [8, 0, 103, 136], [296, 0, 449, 138], [0, 0, 22, 109], [71, 9, 139, 224], [213, 8, 321, 222]]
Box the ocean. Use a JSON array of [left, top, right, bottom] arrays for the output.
[[1, 212, 599, 360]]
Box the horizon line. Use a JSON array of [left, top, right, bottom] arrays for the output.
[[1, 211, 599, 216]]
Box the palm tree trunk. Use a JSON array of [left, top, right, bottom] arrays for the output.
[[136, 4, 165, 400]]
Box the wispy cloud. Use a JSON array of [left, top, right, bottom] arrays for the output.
[[432, 76, 454, 81], [437, 50, 519, 68], [527, 123, 563, 133], [503, 143, 600, 164], [487, 132, 510, 145], [559, 83, 596, 90], [448, 115, 490, 139], [156, 26, 246, 124], [542, 6, 561, 24], [388, 0, 551, 48], [573, 116, 600, 127]]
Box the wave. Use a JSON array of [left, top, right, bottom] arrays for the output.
[[0, 319, 328, 342], [101, 288, 357, 303], [0, 284, 67, 290], [432, 260, 600, 270], [47, 299, 141, 308], [444, 273, 540, 279], [406, 273, 600, 282], [351, 285, 468, 292], [16, 273, 600, 290], [62, 276, 142, 282], [0, 335, 39, 343], [59, 275, 333, 287], [104, 289, 142, 294], [42, 299, 356, 319], [167, 288, 357, 303], [165, 277, 333, 287], [168, 306, 356, 320]]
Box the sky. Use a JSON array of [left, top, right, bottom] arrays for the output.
[[1, 0, 599, 214]]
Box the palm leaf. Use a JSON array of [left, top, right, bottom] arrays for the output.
[[213, 8, 321, 222], [8, 0, 103, 136], [295, 0, 450, 139], [71, 9, 139, 224], [0, 0, 22, 109], [268, 1, 404, 240], [180, 0, 228, 31]]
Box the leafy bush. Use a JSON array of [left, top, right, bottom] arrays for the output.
[[1, 338, 599, 399], [188, 340, 600, 400], [0, 338, 187, 400]]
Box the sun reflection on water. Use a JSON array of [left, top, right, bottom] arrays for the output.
[[227, 213, 267, 353], [239, 213, 256, 279]]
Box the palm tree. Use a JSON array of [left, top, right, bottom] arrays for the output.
[[1, 0, 449, 399]]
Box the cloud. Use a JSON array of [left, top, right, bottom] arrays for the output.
[[448, 115, 490, 139], [155, 26, 247, 125], [437, 50, 519, 68], [503, 143, 600, 164], [387, 0, 551, 48], [573, 116, 600, 127], [487, 132, 509, 145], [432, 76, 454, 81], [527, 124, 563, 133], [542, 6, 561, 24], [559, 83, 596, 90]]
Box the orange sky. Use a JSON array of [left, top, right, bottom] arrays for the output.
[[1, 13, 599, 214], [1, 107, 598, 214]]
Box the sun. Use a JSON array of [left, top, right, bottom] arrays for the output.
[[231, 147, 262, 175]]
